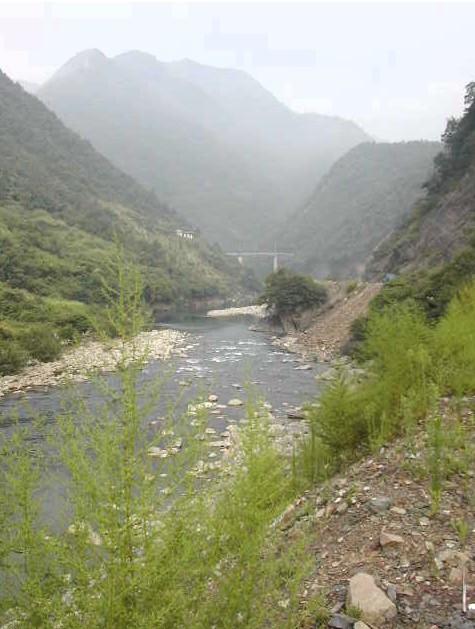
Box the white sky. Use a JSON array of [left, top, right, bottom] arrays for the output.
[[1, 0, 474, 141]]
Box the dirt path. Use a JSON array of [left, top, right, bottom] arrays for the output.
[[276, 282, 383, 361]]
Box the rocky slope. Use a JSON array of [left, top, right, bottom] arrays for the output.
[[275, 282, 383, 362], [367, 83, 475, 278], [276, 141, 441, 279], [279, 397, 475, 628], [37, 49, 370, 249]]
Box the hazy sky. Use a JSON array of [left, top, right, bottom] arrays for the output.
[[1, 1, 474, 141]]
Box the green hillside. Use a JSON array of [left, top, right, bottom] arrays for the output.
[[0, 69, 251, 373], [276, 141, 441, 278], [366, 82, 475, 319], [368, 83, 475, 278]]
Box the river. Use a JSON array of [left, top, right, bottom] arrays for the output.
[[0, 315, 327, 529], [0, 316, 325, 437]]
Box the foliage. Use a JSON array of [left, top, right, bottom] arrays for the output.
[[0, 259, 313, 628], [368, 83, 475, 278], [0, 69, 253, 375], [0, 338, 28, 375], [259, 269, 328, 318], [425, 81, 475, 194], [306, 282, 475, 463]]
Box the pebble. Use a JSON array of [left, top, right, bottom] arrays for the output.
[[390, 506, 407, 515], [369, 496, 392, 513], [328, 613, 356, 628], [227, 398, 244, 407], [380, 530, 404, 547]]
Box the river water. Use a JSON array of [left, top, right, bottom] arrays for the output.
[[0, 316, 327, 529], [0, 316, 325, 437]]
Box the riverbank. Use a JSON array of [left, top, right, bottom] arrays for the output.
[[207, 304, 267, 318], [0, 328, 187, 398], [274, 282, 382, 362]]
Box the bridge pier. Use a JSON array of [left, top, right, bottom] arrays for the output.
[[237, 255, 243, 265], [273, 254, 279, 272]]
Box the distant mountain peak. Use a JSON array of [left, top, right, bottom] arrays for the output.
[[47, 48, 107, 83]]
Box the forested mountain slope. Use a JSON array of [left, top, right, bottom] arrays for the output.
[[38, 50, 370, 249], [0, 68, 249, 371], [275, 141, 441, 278], [367, 83, 475, 279]]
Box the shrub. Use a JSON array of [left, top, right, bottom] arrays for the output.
[[0, 339, 28, 375], [432, 280, 475, 395], [259, 269, 327, 318], [18, 324, 62, 363]]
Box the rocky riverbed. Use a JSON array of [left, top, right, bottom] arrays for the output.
[[0, 328, 187, 398]]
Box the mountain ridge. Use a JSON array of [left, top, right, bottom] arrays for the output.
[[38, 49, 370, 249], [275, 140, 441, 278]]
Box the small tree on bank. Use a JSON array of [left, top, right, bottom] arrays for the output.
[[259, 268, 328, 321]]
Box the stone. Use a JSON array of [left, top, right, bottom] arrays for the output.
[[380, 530, 404, 547], [390, 506, 407, 515], [294, 364, 312, 370], [347, 573, 397, 625], [354, 623, 371, 629], [208, 394, 219, 402], [328, 613, 355, 628], [287, 410, 305, 420], [419, 516, 430, 527], [386, 583, 397, 603], [336, 502, 348, 514], [448, 566, 463, 584], [227, 398, 243, 407], [369, 496, 392, 513]]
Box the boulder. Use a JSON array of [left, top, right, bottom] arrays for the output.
[[208, 394, 219, 402], [347, 573, 397, 626]]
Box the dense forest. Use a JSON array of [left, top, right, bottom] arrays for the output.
[[38, 50, 370, 249], [0, 69, 253, 373], [276, 141, 441, 278]]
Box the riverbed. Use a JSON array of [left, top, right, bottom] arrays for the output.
[[0, 316, 325, 441]]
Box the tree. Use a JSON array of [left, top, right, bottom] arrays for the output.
[[259, 268, 327, 319]]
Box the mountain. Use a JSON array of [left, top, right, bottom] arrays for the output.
[[37, 49, 370, 249], [275, 141, 441, 278], [0, 69, 250, 351], [367, 82, 475, 278], [18, 80, 39, 94]]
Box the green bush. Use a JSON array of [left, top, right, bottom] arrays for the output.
[[0, 339, 28, 375], [432, 281, 475, 395], [307, 281, 475, 464], [259, 268, 327, 318], [18, 324, 62, 363]]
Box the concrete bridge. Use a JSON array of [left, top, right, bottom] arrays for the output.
[[226, 251, 295, 272]]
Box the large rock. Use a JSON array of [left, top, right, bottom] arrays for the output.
[[347, 573, 397, 626]]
